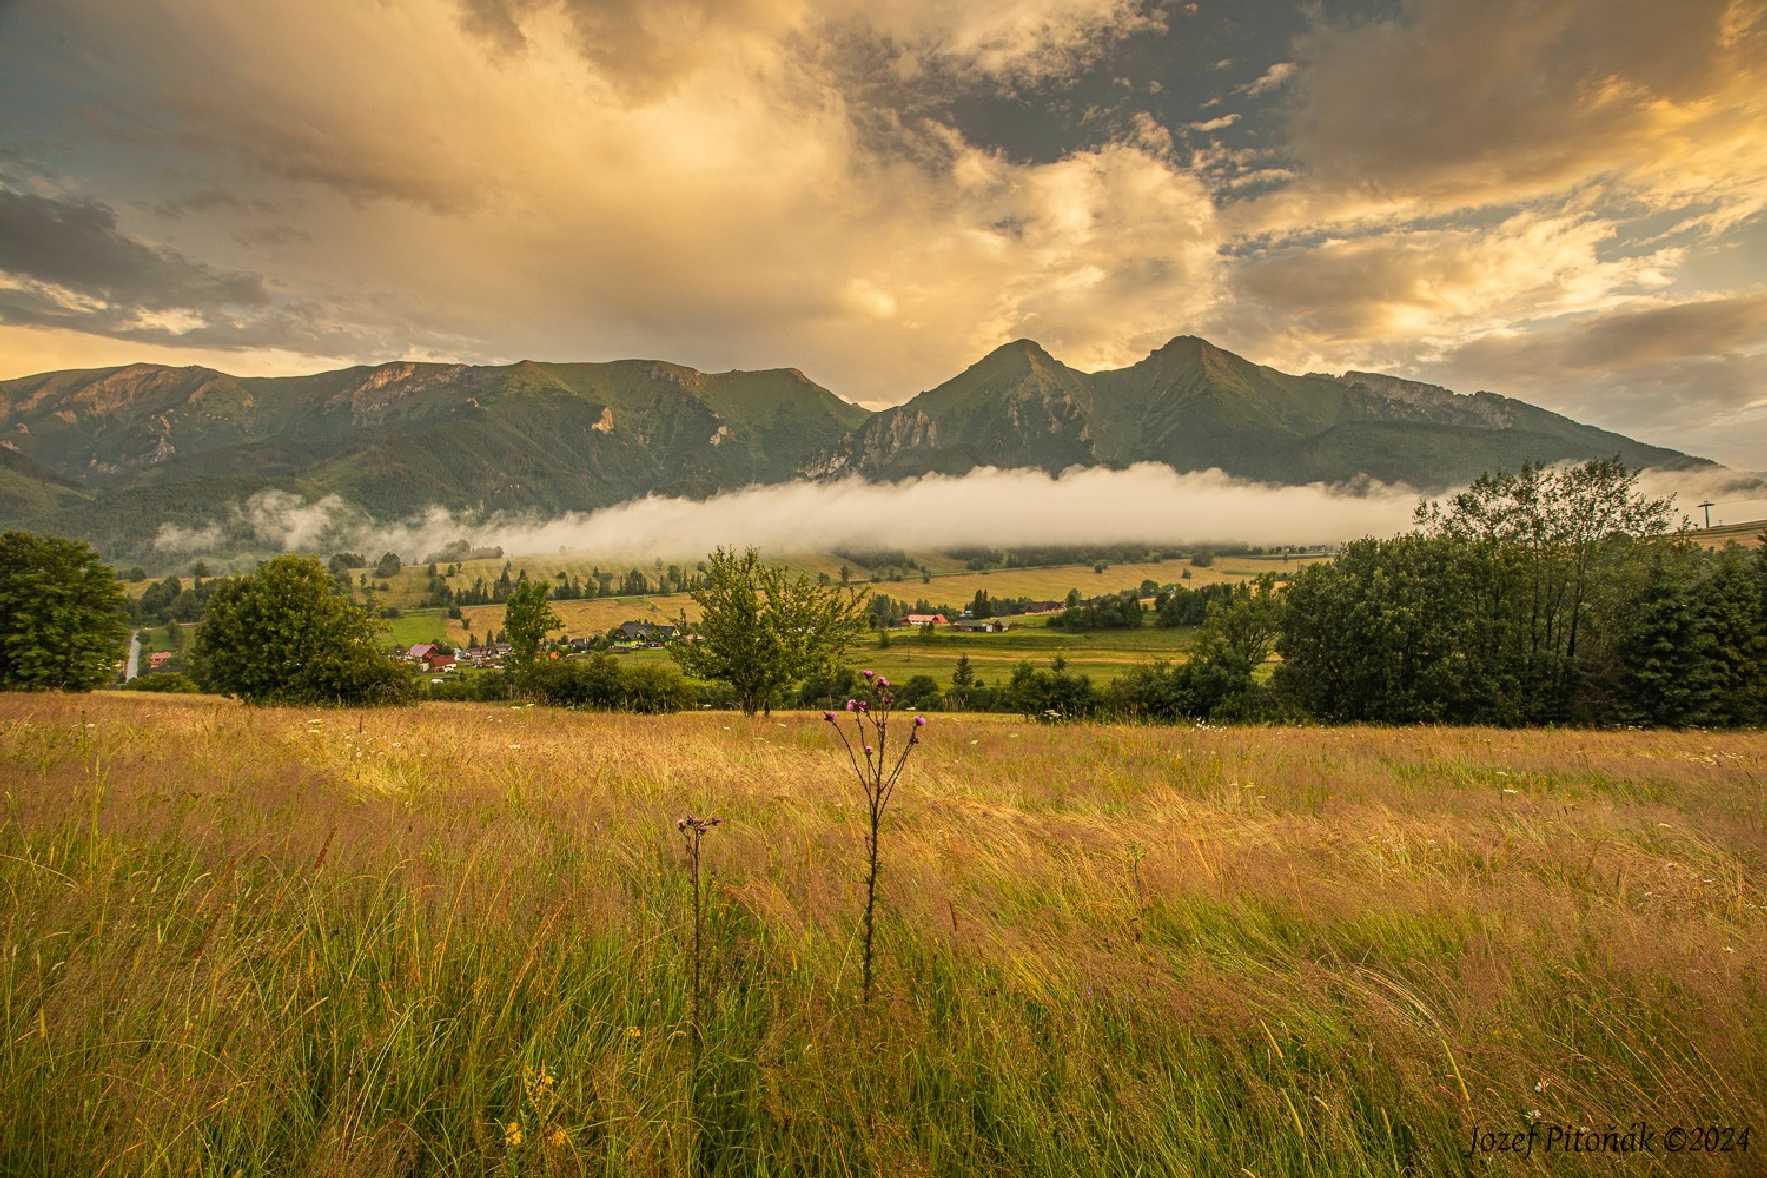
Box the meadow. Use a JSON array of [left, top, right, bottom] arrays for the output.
[[2, 693, 1762, 1175]]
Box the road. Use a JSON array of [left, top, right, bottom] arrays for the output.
[[124, 630, 140, 681]]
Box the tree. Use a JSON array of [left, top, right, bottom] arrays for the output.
[[190, 556, 412, 705], [0, 531, 128, 691], [1194, 575, 1283, 674], [670, 547, 867, 716], [328, 552, 365, 579], [1414, 458, 1675, 720], [374, 552, 403, 579], [502, 579, 561, 670]]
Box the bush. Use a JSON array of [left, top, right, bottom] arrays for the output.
[[124, 672, 199, 693], [522, 655, 696, 713], [896, 674, 943, 711], [190, 556, 416, 706], [0, 530, 128, 692], [1008, 659, 1100, 721]]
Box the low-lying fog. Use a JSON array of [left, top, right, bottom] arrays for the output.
[[151, 463, 1766, 565]]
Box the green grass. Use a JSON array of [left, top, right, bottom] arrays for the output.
[[378, 608, 456, 648], [2, 696, 1762, 1175]]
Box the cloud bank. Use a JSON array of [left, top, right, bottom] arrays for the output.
[[155, 467, 1434, 563], [154, 463, 1767, 568]]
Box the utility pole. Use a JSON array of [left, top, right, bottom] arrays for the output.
[[1697, 500, 1714, 529]]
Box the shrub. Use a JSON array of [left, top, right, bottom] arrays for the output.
[[190, 556, 415, 706], [124, 671, 199, 693], [522, 655, 696, 713], [0, 530, 128, 692]]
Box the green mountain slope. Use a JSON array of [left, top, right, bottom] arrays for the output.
[[827, 336, 1711, 486], [0, 335, 1719, 562], [0, 358, 869, 553]]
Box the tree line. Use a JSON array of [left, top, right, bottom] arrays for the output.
[[2, 459, 1762, 727]]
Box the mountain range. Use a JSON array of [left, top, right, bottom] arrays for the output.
[[0, 334, 1715, 561]]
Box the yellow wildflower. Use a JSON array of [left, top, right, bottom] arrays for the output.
[[547, 1127, 569, 1148], [504, 1122, 524, 1148], [626, 1026, 641, 1039]]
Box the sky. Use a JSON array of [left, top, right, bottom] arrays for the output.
[[0, 0, 1763, 467]]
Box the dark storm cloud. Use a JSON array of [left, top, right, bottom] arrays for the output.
[[1436, 294, 1767, 402], [1416, 294, 1767, 451], [1288, 0, 1765, 212], [151, 189, 281, 220], [0, 187, 268, 310], [0, 186, 428, 357]]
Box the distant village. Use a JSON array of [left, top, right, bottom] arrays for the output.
[[394, 602, 1055, 675]]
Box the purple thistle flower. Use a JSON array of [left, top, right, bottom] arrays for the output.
[[858, 700, 868, 712], [845, 699, 857, 712], [876, 676, 890, 688], [864, 744, 874, 755], [823, 711, 835, 722], [914, 715, 926, 727], [861, 669, 874, 679]]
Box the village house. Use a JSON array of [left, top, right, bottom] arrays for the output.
[[147, 650, 174, 670], [951, 617, 1009, 633], [613, 620, 675, 645], [903, 613, 949, 627]]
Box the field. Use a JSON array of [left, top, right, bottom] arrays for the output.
[[1690, 519, 1765, 550], [403, 551, 1295, 682], [609, 617, 1203, 689], [2, 694, 1763, 1175]]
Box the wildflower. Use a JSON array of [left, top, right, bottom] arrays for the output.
[[504, 1122, 524, 1147], [861, 669, 874, 679], [845, 699, 857, 711], [546, 1127, 568, 1149], [913, 715, 926, 727], [864, 744, 874, 755], [626, 1026, 641, 1038], [876, 676, 890, 688], [823, 711, 835, 722]]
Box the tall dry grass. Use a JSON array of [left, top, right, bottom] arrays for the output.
[[1, 693, 1762, 1175]]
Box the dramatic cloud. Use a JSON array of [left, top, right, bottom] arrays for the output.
[[1225, 211, 1683, 364], [1421, 293, 1767, 454], [1236, 61, 1296, 97], [1185, 114, 1240, 133], [1283, 0, 1767, 225], [0, 187, 266, 316], [2, 0, 1764, 466]]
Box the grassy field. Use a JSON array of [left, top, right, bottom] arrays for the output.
[[366, 551, 1310, 617], [605, 620, 1203, 689], [2, 694, 1762, 1175]]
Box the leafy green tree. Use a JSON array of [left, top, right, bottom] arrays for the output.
[[897, 674, 943, 711], [374, 552, 403, 579], [190, 556, 413, 705], [1194, 574, 1283, 674], [670, 547, 867, 716], [0, 531, 128, 691], [502, 580, 561, 669], [1415, 458, 1675, 719]]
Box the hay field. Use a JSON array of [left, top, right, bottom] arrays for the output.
[[2, 693, 1763, 1174]]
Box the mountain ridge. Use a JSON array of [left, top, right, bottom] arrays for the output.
[[0, 336, 1719, 560]]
